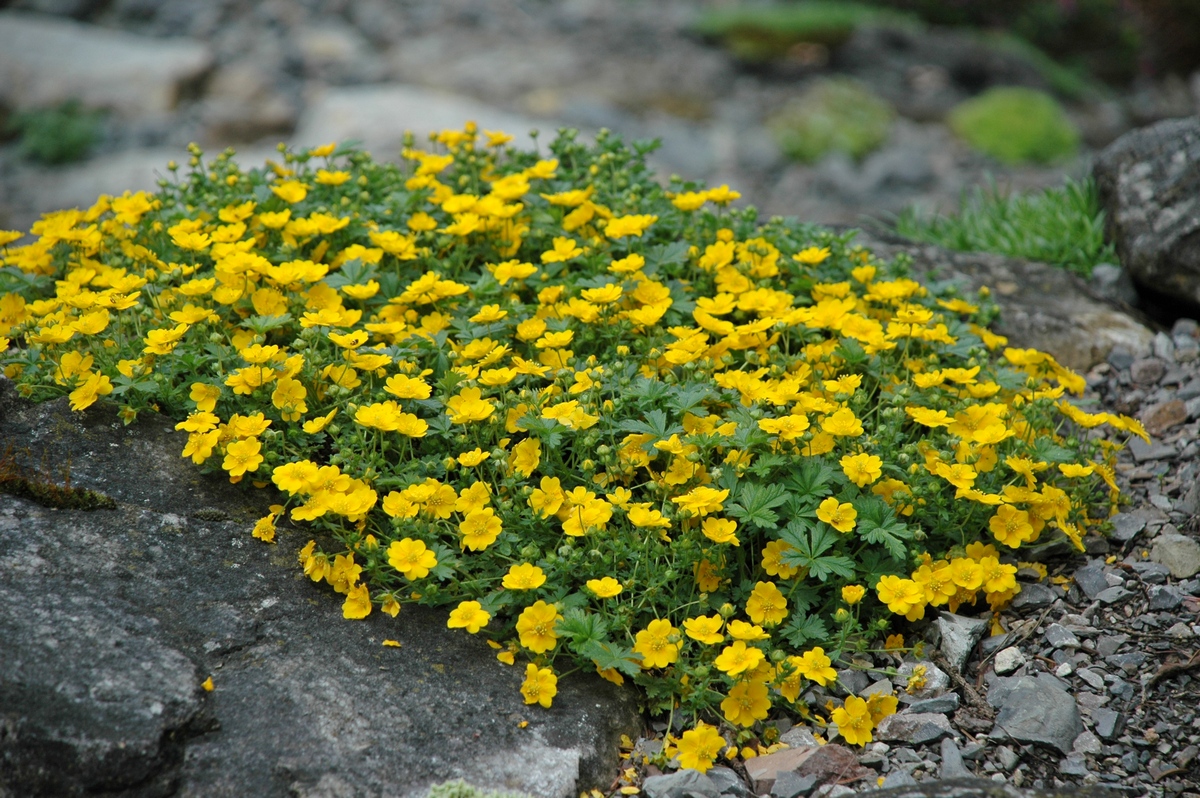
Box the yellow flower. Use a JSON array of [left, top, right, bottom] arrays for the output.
[[793, 646, 837, 686], [520, 663, 558, 708], [701, 517, 739, 545], [540, 236, 585, 263], [387, 538, 437, 579], [989, 505, 1035, 548], [633, 619, 680, 669], [676, 722, 725, 773], [459, 507, 502, 551], [682, 615, 724, 645], [821, 407, 863, 437], [714, 640, 765, 676], [342, 582, 373, 619], [793, 246, 831, 265], [841, 585, 866, 605], [726, 620, 769, 642], [446, 386, 496, 424], [839, 453, 882, 487], [516, 600, 561, 653], [604, 214, 657, 239], [447, 600, 491, 633], [832, 695, 874, 745], [509, 438, 542, 477], [745, 581, 787, 626], [670, 486, 729, 517], [586, 577, 623, 598], [222, 437, 263, 478], [817, 497, 857, 532], [502, 563, 547, 590], [721, 681, 770, 727], [270, 180, 308, 203]]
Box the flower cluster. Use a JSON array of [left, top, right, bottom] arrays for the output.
[[0, 127, 1145, 761]]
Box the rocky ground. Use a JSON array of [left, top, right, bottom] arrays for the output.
[[2, 2, 1200, 797]]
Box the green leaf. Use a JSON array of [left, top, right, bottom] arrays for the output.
[[580, 640, 643, 676], [779, 520, 856, 582], [786, 458, 837, 504], [853, 496, 913, 562], [727, 482, 790, 530], [556, 608, 609, 647], [617, 408, 680, 440], [780, 614, 829, 648]]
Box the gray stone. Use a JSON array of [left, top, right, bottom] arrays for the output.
[[1076, 668, 1106, 690], [1174, 318, 1199, 338], [894, 661, 950, 698], [1094, 710, 1118, 744], [906, 693, 960, 715], [1166, 621, 1195, 638], [1095, 117, 1200, 314], [199, 60, 298, 143], [771, 771, 818, 798], [1148, 584, 1184, 610], [1094, 586, 1132, 604], [1095, 634, 1128, 657], [879, 769, 918, 788], [1130, 357, 1168, 385], [643, 770, 721, 798], [935, 613, 988, 672], [0, 393, 639, 798], [1059, 754, 1090, 777], [874, 712, 954, 745], [1150, 533, 1200, 578], [1175, 336, 1200, 362], [708, 767, 753, 798], [1128, 437, 1178, 462], [996, 746, 1020, 772], [939, 738, 972, 779], [1089, 263, 1140, 307], [814, 786, 855, 798], [1130, 561, 1172, 583], [0, 10, 213, 116], [987, 674, 1083, 755], [1109, 514, 1147, 543], [1072, 730, 1103, 755], [1044, 623, 1081, 649], [1010, 582, 1056, 610], [1154, 331, 1177, 362], [779, 727, 819, 748], [993, 647, 1026, 676], [1108, 652, 1148, 673], [1072, 562, 1111, 599]]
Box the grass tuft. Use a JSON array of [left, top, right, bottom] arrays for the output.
[[891, 177, 1115, 278]]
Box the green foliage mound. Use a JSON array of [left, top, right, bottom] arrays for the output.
[[893, 177, 1116, 278], [770, 78, 894, 164], [0, 127, 1143, 765], [947, 87, 1080, 165], [7, 100, 104, 165]]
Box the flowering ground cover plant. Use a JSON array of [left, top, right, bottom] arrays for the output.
[[0, 125, 1149, 772]]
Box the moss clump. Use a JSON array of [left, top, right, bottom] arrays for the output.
[[7, 100, 104, 165], [947, 87, 1079, 165], [770, 78, 894, 163], [426, 781, 531, 798], [693, 2, 918, 63]]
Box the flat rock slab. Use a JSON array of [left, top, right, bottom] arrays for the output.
[[857, 777, 1134, 798], [0, 11, 212, 116], [852, 231, 1154, 373], [293, 84, 546, 160], [0, 386, 639, 798], [986, 674, 1082, 755]]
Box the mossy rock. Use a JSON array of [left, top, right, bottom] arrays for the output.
[[693, 1, 917, 63], [947, 87, 1079, 165], [769, 77, 894, 164]]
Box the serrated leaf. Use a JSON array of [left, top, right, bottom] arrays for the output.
[[727, 482, 790, 530], [781, 615, 829, 648], [580, 640, 643, 676], [779, 520, 856, 582]]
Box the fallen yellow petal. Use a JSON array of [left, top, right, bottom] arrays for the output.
[[201, 677, 214, 692], [382, 639, 401, 647]]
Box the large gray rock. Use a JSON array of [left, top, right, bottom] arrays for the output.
[[934, 613, 988, 673], [857, 777, 1133, 798], [0, 11, 213, 116], [1094, 117, 1200, 311], [853, 230, 1154, 372], [0, 385, 640, 798], [986, 674, 1082, 755], [292, 84, 545, 160], [1149, 532, 1200, 578]]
